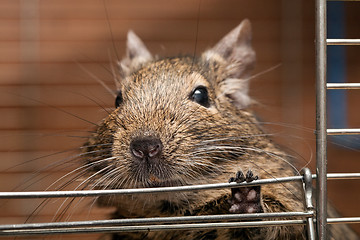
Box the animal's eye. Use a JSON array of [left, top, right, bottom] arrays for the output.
[[115, 91, 123, 108], [190, 86, 210, 108]]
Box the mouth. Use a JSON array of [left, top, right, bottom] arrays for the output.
[[147, 174, 163, 187], [140, 174, 184, 188], [129, 160, 180, 188]]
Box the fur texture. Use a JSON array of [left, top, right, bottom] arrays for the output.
[[83, 20, 358, 240]]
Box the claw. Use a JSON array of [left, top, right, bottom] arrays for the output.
[[229, 170, 246, 183]]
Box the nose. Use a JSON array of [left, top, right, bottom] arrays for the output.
[[130, 137, 163, 162]]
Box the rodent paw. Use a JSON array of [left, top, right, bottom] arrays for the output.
[[228, 170, 245, 183], [228, 170, 263, 214], [245, 169, 258, 182], [228, 170, 258, 183]]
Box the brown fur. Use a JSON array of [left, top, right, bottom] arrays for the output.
[[83, 20, 358, 239]]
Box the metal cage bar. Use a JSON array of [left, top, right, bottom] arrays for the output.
[[0, 173, 312, 237], [315, 0, 328, 239], [327, 39, 360, 45], [316, 0, 360, 239], [1, 172, 360, 237], [327, 83, 360, 89]]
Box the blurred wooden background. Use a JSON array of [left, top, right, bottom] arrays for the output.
[[0, 0, 359, 239]]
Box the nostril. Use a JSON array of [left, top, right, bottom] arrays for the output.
[[130, 137, 163, 161], [132, 148, 144, 159], [148, 143, 162, 158]]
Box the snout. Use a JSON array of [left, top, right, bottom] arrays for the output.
[[130, 137, 163, 163]]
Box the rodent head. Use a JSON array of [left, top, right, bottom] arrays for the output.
[[84, 19, 262, 192]]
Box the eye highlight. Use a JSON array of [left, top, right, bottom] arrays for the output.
[[115, 91, 123, 108], [190, 86, 210, 108]]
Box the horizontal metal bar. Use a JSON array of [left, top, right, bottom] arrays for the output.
[[328, 217, 360, 224], [311, 173, 360, 180], [0, 211, 313, 232], [327, 128, 360, 135], [328, 0, 360, 2], [327, 83, 360, 89], [0, 175, 304, 199], [0, 220, 306, 236], [2, 215, 359, 237], [327, 39, 360, 45], [326, 173, 360, 180], [2, 172, 360, 199]]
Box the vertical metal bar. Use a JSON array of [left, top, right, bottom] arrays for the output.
[[301, 168, 316, 240], [315, 0, 328, 239]]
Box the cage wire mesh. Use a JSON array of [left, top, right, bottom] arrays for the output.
[[0, 0, 360, 239]]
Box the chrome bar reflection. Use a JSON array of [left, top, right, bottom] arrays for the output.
[[327, 83, 360, 89], [327, 39, 360, 45], [315, 0, 328, 238]]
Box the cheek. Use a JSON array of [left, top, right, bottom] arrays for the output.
[[208, 105, 219, 115], [112, 132, 132, 163]]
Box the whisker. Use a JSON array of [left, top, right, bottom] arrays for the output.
[[45, 156, 116, 191], [13, 147, 113, 191], [52, 165, 114, 222], [76, 62, 116, 98], [245, 63, 282, 82], [9, 92, 100, 127]]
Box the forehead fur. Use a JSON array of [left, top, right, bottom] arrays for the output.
[[121, 57, 217, 94], [119, 20, 255, 109]]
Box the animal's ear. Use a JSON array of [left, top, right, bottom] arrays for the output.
[[119, 30, 153, 78], [202, 19, 256, 109]]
